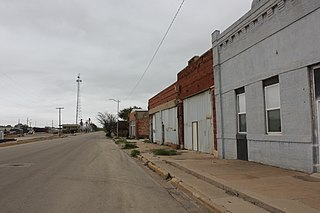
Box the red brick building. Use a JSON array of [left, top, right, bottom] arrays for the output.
[[128, 109, 149, 139], [148, 83, 178, 145], [177, 49, 216, 154], [148, 48, 216, 154]]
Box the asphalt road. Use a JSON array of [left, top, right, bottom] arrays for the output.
[[0, 132, 187, 213]]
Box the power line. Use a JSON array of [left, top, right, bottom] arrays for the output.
[[128, 0, 185, 97]]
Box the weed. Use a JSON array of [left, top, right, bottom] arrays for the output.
[[131, 150, 140, 157], [122, 142, 138, 149], [151, 149, 177, 156]]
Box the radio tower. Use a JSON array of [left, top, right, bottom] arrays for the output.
[[75, 74, 82, 125]]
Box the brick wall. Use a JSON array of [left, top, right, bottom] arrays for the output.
[[148, 82, 177, 110], [136, 117, 149, 139], [129, 111, 149, 139], [177, 49, 213, 99], [128, 111, 135, 122]]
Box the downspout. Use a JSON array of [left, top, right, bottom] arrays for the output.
[[212, 30, 225, 158]]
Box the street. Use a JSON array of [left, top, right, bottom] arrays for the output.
[[0, 132, 188, 213]]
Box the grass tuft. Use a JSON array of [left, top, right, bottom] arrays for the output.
[[131, 150, 140, 157], [122, 142, 138, 149]]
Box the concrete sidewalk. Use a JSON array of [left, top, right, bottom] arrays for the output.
[[132, 140, 320, 213]]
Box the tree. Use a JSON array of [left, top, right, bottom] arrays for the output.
[[96, 112, 117, 136], [90, 123, 99, 132], [118, 106, 142, 121]]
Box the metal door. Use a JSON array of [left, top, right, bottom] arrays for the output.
[[192, 122, 198, 151], [162, 122, 165, 145], [237, 134, 248, 161]]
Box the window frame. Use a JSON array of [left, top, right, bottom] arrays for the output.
[[236, 92, 247, 134], [264, 83, 282, 134]]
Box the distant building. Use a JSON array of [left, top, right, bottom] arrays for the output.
[[128, 109, 149, 139], [62, 124, 80, 134], [112, 121, 129, 137]]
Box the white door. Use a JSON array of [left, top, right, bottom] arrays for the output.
[[192, 122, 198, 151], [152, 115, 156, 143], [315, 68, 320, 173]]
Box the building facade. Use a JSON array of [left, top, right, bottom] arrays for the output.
[[148, 83, 179, 146], [177, 49, 216, 154], [212, 0, 320, 173], [128, 109, 149, 139], [148, 49, 216, 154]]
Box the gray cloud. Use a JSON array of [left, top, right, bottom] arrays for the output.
[[0, 0, 252, 127]]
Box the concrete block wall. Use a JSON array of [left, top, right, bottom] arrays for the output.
[[212, 0, 320, 172]]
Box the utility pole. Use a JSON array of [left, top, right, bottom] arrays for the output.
[[56, 107, 64, 136], [75, 74, 82, 125]]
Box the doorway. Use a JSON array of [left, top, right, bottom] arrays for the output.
[[237, 134, 248, 161], [152, 116, 156, 143]]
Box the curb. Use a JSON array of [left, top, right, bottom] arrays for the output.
[[169, 178, 228, 213], [139, 155, 170, 179], [137, 154, 229, 213], [165, 160, 285, 213]]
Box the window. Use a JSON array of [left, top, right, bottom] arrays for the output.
[[264, 78, 281, 133], [236, 89, 246, 133]]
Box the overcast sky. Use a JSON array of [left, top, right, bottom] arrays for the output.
[[0, 0, 252, 127]]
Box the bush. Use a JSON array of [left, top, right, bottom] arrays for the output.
[[122, 142, 138, 149], [151, 149, 177, 156], [131, 150, 140, 157]]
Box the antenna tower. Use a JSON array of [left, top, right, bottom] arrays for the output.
[[76, 74, 82, 124]]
